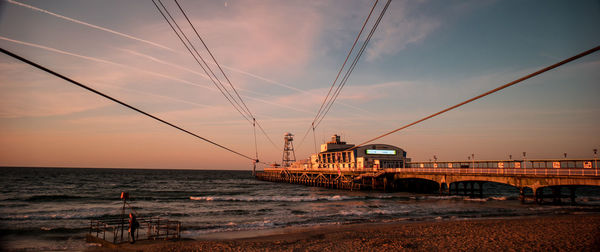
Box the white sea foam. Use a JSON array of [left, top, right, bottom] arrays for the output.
[[190, 195, 355, 202], [463, 197, 488, 202]]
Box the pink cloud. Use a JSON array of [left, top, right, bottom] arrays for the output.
[[183, 1, 322, 72], [366, 2, 440, 61]]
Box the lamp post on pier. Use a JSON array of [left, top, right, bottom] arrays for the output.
[[594, 149, 597, 176], [471, 153, 475, 173], [523, 152, 527, 173]]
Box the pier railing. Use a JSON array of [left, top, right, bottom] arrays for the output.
[[88, 216, 181, 244], [403, 159, 599, 176], [261, 159, 599, 177]]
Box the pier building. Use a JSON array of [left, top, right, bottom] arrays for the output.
[[256, 134, 600, 204], [289, 134, 410, 172]]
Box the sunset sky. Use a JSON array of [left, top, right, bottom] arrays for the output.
[[0, 0, 599, 169]]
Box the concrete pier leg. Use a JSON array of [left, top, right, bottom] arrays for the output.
[[569, 186, 577, 204], [519, 187, 526, 203], [467, 182, 472, 197], [535, 188, 544, 204], [383, 177, 387, 192], [552, 187, 561, 204], [478, 182, 484, 198], [372, 177, 376, 190]]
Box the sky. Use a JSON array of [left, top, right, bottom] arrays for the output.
[[0, 0, 598, 170]]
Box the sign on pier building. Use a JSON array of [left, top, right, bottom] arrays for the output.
[[301, 134, 410, 172]]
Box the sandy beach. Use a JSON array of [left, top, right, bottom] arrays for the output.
[[88, 214, 600, 251]]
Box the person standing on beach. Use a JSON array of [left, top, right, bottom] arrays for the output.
[[128, 213, 139, 244]]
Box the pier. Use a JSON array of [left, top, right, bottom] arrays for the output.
[[256, 159, 600, 204]]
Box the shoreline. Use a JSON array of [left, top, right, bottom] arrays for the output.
[[88, 213, 600, 251]]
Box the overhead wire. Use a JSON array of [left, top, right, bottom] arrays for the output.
[[297, 0, 381, 149], [346, 44, 600, 151], [152, 0, 253, 124], [255, 120, 281, 151], [314, 0, 391, 129], [157, 0, 252, 121], [0, 47, 259, 162], [312, 0, 380, 127], [172, 0, 266, 159], [174, 0, 253, 119], [297, 0, 389, 149], [154, 0, 283, 162]]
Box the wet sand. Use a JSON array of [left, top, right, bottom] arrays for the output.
[[89, 214, 600, 251]]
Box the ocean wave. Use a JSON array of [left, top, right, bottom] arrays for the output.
[[463, 197, 488, 202], [12, 194, 88, 202], [0, 226, 88, 235], [189, 194, 411, 202], [462, 196, 518, 202], [579, 197, 600, 202], [189, 195, 356, 202], [0, 208, 121, 221]]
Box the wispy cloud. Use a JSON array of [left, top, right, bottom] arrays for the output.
[[0, 79, 108, 118], [0, 36, 322, 119], [7, 0, 173, 51], [119, 47, 368, 113], [119, 48, 210, 79], [366, 1, 440, 61], [174, 1, 322, 72], [0, 36, 221, 90]]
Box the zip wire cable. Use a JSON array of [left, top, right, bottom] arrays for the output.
[[346, 44, 600, 151], [153, 0, 253, 123], [312, 0, 379, 126], [297, 0, 389, 149], [0, 47, 258, 161], [297, 0, 381, 149], [314, 0, 391, 129], [255, 120, 281, 151], [155, 0, 271, 164], [174, 0, 253, 118], [169, 0, 282, 155], [253, 118, 259, 162], [172, 0, 262, 160], [159, 0, 252, 120]]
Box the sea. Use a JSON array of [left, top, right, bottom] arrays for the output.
[[1, 167, 600, 251]]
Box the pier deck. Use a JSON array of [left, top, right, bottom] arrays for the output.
[[256, 159, 600, 203]]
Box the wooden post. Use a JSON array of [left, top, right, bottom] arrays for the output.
[[372, 177, 376, 190], [383, 177, 387, 192], [519, 187, 525, 203]]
